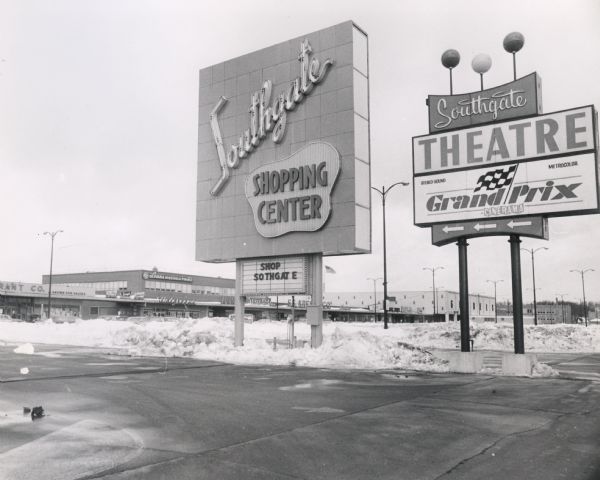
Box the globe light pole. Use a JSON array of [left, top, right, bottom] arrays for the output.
[[521, 246, 548, 326], [423, 266, 444, 315], [570, 268, 594, 326], [43, 229, 63, 320], [371, 182, 409, 329], [487, 279, 503, 323], [471, 53, 492, 91], [503, 32, 525, 81], [367, 277, 383, 322]]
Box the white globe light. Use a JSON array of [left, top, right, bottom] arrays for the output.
[[471, 53, 492, 74]]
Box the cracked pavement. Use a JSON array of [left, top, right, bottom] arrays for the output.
[[1, 344, 599, 479]]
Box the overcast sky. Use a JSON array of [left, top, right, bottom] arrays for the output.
[[2, 0, 599, 304]]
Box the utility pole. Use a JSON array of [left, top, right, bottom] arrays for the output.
[[487, 279, 503, 323], [43, 229, 63, 320], [423, 266, 444, 316], [521, 246, 548, 326], [570, 269, 594, 326], [367, 277, 382, 322]]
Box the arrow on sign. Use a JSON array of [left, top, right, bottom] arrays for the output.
[[473, 223, 497, 231], [442, 225, 465, 234], [507, 220, 533, 229]]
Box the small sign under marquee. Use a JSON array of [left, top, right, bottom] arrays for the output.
[[241, 256, 307, 295]]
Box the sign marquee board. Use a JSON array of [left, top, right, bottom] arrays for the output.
[[415, 152, 598, 225], [413, 104, 599, 226], [427, 72, 542, 133], [196, 21, 371, 263], [241, 256, 307, 295]]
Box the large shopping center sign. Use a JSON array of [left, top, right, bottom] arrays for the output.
[[196, 21, 371, 264]]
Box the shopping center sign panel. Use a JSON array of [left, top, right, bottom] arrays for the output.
[[413, 76, 599, 227], [196, 21, 371, 262]]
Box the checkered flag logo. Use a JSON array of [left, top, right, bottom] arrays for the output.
[[474, 165, 517, 192]]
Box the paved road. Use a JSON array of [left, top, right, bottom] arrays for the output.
[[1, 344, 599, 480]]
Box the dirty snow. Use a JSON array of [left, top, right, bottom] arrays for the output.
[[1, 318, 598, 375], [13, 343, 35, 355]]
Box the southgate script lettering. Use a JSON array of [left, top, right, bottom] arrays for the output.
[[434, 89, 527, 129], [209, 39, 333, 196]]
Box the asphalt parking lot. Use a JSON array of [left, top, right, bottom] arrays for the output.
[[1, 344, 599, 480]]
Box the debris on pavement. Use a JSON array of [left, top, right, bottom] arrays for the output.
[[30, 406, 45, 420]]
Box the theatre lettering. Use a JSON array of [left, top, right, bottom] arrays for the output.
[[414, 106, 595, 174]]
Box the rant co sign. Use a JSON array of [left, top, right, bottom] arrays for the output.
[[241, 257, 307, 295]]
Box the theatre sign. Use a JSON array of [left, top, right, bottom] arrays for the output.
[[197, 21, 371, 264], [413, 76, 599, 228]]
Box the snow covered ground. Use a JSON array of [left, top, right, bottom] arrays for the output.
[[2, 318, 599, 375]]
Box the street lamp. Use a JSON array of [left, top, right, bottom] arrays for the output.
[[371, 181, 410, 329], [43, 229, 63, 320], [521, 246, 548, 326], [423, 266, 444, 315], [367, 277, 383, 321], [570, 268, 594, 326], [487, 279, 503, 323]]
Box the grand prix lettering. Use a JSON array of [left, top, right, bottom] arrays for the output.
[[426, 180, 582, 213], [209, 39, 333, 196]]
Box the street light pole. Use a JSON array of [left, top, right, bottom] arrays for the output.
[[43, 229, 63, 320], [521, 246, 548, 326], [570, 268, 594, 326], [487, 279, 503, 323], [371, 182, 409, 329], [367, 277, 383, 322], [423, 266, 444, 316]]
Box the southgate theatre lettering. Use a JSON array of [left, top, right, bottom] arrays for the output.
[[414, 75, 599, 229], [197, 21, 371, 265]]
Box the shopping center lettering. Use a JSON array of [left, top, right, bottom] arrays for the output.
[[245, 142, 340, 237]]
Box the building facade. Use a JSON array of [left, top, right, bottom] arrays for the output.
[[39, 269, 236, 319], [324, 290, 496, 321], [524, 302, 574, 324]]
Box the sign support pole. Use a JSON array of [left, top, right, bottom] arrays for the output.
[[509, 235, 525, 354], [457, 237, 470, 352], [310, 253, 323, 348], [234, 260, 246, 347]]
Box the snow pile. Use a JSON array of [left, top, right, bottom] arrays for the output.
[[112, 320, 444, 371], [0, 318, 598, 374], [13, 343, 35, 354]]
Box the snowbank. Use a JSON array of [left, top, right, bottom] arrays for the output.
[[1, 318, 598, 374]]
